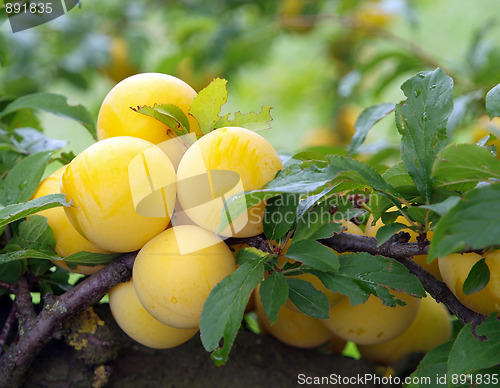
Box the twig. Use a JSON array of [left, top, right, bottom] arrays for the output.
[[0, 304, 16, 356], [0, 282, 13, 292], [11, 278, 36, 335], [226, 235, 273, 254]]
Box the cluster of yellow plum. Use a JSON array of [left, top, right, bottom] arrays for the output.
[[251, 219, 453, 365], [33, 72, 284, 349], [33, 72, 456, 363]]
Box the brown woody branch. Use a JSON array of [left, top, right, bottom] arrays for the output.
[[0, 252, 136, 388]]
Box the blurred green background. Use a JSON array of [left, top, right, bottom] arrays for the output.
[[1, 0, 500, 159]]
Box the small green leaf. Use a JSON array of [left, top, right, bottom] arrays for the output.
[[200, 258, 266, 366], [235, 247, 268, 266], [64, 251, 122, 268], [419, 196, 461, 216], [295, 186, 334, 220], [0, 194, 69, 228], [396, 68, 454, 203], [328, 155, 399, 197], [307, 222, 343, 242], [486, 83, 500, 119], [285, 240, 338, 272], [216, 106, 273, 131], [286, 277, 330, 319], [433, 143, 500, 186], [0, 93, 96, 139], [263, 194, 300, 242], [259, 273, 288, 324], [134, 104, 190, 136], [0, 261, 23, 283], [17, 215, 55, 251], [448, 315, 500, 376], [375, 222, 407, 246], [349, 102, 395, 155], [383, 162, 419, 198], [0, 249, 56, 263], [406, 340, 453, 388], [369, 193, 394, 223], [310, 253, 426, 306], [11, 128, 67, 154], [429, 184, 500, 260], [295, 197, 359, 242], [462, 257, 490, 295], [189, 78, 228, 135], [447, 91, 482, 135], [0, 151, 51, 206]]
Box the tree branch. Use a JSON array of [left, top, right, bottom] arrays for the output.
[[0, 304, 16, 356], [229, 232, 487, 330], [0, 252, 136, 388], [11, 278, 36, 335], [318, 232, 488, 330]]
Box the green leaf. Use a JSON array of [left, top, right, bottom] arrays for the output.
[[285, 277, 330, 319], [216, 106, 273, 131], [200, 258, 266, 366], [429, 184, 500, 260], [0, 151, 51, 206], [0, 261, 23, 283], [0, 93, 96, 139], [0, 194, 69, 228], [0, 248, 56, 263], [375, 222, 407, 246], [63, 251, 122, 269], [383, 162, 419, 198], [285, 240, 338, 272], [235, 247, 268, 266], [369, 192, 394, 223], [327, 155, 400, 197], [218, 162, 344, 234], [297, 221, 342, 243], [433, 143, 500, 186], [263, 194, 300, 242], [486, 83, 500, 119], [295, 186, 335, 220], [133, 103, 190, 136], [189, 78, 228, 135], [259, 272, 288, 324], [29, 258, 54, 277], [17, 215, 55, 251], [11, 128, 67, 154], [311, 253, 426, 306], [349, 103, 395, 155], [295, 197, 360, 242], [406, 340, 453, 388], [419, 196, 461, 216], [448, 315, 500, 376], [396, 69, 454, 203], [447, 91, 482, 135], [0, 249, 118, 267], [462, 257, 490, 295]]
